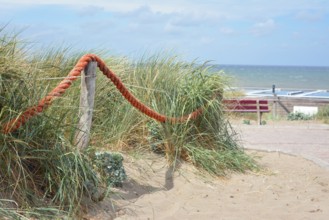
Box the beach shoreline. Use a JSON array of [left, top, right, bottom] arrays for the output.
[[216, 64, 329, 90], [229, 87, 329, 99]]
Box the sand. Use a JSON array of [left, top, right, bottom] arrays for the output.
[[84, 121, 329, 220]]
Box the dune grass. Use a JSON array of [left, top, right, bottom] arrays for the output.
[[0, 28, 258, 218], [316, 105, 329, 124]]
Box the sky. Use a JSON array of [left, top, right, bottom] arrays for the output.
[[1, 0, 329, 66]]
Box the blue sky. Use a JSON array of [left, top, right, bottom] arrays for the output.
[[1, 0, 329, 66]]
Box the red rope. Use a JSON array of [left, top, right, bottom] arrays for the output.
[[2, 54, 204, 134]]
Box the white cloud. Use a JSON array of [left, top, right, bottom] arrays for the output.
[[119, 6, 170, 25], [76, 5, 105, 17], [164, 22, 181, 34], [200, 36, 214, 45], [4, 0, 328, 19], [250, 19, 276, 36], [219, 27, 235, 35], [292, 31, 301, 39], [2, 0, 329, 66], [295, 10, 324, 22]]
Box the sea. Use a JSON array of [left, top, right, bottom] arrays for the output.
[[213, 65, 329, 90]]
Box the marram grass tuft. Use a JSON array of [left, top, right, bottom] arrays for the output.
[[0, 28, 258, 219]]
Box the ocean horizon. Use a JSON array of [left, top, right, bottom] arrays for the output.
[[213, 64, 329, 90]]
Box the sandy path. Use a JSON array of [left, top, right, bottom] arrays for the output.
[[234, 121, 329, 168], [85, 121, 329, 220]]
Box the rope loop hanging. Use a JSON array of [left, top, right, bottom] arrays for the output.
[[2, 54, 204, 134]]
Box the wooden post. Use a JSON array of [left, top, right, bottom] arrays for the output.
[[256, 100, 261, 125], [75, 61, 97, 150], [272, 94, 278, 119]]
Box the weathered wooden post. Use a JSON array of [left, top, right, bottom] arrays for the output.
[[75, 61, 97, 150], [272, 85, 278, 119], [256, 99, 261, 125]]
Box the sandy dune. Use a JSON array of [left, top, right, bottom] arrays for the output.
[[85, 121, 329, 220]]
